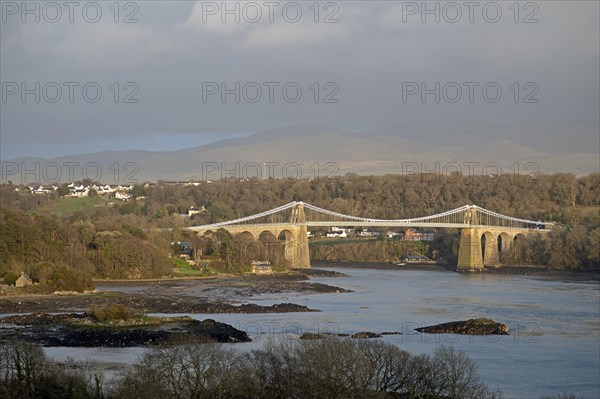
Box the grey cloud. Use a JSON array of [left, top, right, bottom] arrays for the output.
[[1, 1, 598, 161]]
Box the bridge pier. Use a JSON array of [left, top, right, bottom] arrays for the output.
[[483, 233, 500, 267], [291, 225, 310, 269], [457, 228, 484, 271], [289, 203, 310, 269], [499, 233, 513, 262]]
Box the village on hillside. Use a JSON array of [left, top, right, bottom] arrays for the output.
[[14, 183, 138, 200]]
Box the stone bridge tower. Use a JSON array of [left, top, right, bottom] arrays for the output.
[[289, 202, 310, 269], [457, 207, 484, 271]]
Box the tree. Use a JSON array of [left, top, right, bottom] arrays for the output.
[[56, 185, 70, 197]]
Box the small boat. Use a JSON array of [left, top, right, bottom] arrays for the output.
[[396, 262, 407, 266]]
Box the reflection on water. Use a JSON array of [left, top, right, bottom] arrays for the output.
[[42, 267, 599, 398]]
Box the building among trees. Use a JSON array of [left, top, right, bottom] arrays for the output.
[[15, 272, 33, 287]]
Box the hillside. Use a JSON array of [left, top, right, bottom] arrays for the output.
[[4, 121, 599, 183]]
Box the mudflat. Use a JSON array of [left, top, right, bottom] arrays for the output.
[[0, 269, 350, 314]]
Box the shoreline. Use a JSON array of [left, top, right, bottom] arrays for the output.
[[0, 270, 349, 315], [1, 263, 597, 315], [314, 261, 600, 282]]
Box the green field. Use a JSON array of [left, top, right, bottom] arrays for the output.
[[172, 258, 216, 276], [31, 196, 106, 217]]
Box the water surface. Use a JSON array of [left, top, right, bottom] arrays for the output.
[[46, 267, 600, 398]]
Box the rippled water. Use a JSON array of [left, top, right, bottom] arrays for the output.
[[44, 267, 600, 398]]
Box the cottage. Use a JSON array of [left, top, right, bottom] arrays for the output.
[[251, 261, 273, 275], [327, 230, 348, 238], [115, 191, 132, 201], [403, 229, 435, 241], [359, 228, 380, 237], [188, 206, 205, 216], [15, 272, 33, 287]]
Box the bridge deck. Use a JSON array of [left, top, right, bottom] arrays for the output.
[[185, 222, 550, 232]]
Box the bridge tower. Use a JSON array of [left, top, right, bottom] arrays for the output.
[[457, 206, 484, 272], [290, 201, 306, 224], [288, 202, 310, 269]]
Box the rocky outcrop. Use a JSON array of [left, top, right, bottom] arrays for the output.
[[351, 332, 383, 339], [0, 313, 251, 347], [233, 303, 318, 313], [416, 318, 509, 335], [299, 333, 330, 340]]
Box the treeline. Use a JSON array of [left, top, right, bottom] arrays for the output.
[[139, 172, 599, 270], [0, 340, 583, 399], [310, 239, 431, 263], [0, 172, 598, 279], [1, 340, 503, 399], [0, 206, 173, 289], [143, 173, 599, 224]]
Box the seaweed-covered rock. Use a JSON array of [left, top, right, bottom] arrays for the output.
[[416, 318, 509, 335], [351, 331, 382, 339], [0, 313, 252, 346], [299, 333, 330, 340], [187, 319, 251, 343]]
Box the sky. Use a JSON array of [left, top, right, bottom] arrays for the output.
[[1, 0, 599, 159]]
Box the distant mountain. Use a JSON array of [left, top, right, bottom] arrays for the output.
[[3, 122, 598, 183]]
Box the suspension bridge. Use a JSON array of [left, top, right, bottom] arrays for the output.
[[185, 202, 551, 271]]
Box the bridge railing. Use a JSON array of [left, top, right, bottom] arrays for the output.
[[185, 202, 550, 231]]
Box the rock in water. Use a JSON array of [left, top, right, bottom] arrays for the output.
[[415, 318, 509, 335], [351, 331, 383, 339], [299, 333, 329, 340], [188, 319, 251, 343]]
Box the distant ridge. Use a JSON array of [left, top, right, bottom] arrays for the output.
[[3, 121, 598, 183]]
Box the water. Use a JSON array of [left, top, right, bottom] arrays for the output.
[[43, 267, 600, 398]]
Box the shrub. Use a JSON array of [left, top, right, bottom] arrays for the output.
[[87, 304, 139, 322], [123, 224, 147, 240], [0, 343, 103, 399], [2, 271, 19, 285], [48, 265, 94, 292], [111, 342, 243, 399]]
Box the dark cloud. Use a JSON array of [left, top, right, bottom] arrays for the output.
[[1, 1, 598, 160]]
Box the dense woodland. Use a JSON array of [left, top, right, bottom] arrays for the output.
[[0, 173, 598, 289]]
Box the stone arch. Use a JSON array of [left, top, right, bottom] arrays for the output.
[[258, 230, 282, 265], [234, 231, 261, 265], [236, 231, 257, 242], [513, 232, 526, 242], [258, 230, 278, 242], [196, 230, 216, 256]]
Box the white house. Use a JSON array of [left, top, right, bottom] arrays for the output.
[[115, 191, 132, 200], [69, 187, 89, 198], [327, 230, 348, 238], [359, 228, 380, 237], [188, 206, 205, 216], [33, 185, 52, 195]]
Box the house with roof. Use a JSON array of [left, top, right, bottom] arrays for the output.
[[115, 191, 132, 201], [15, 272, 33, 287]]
